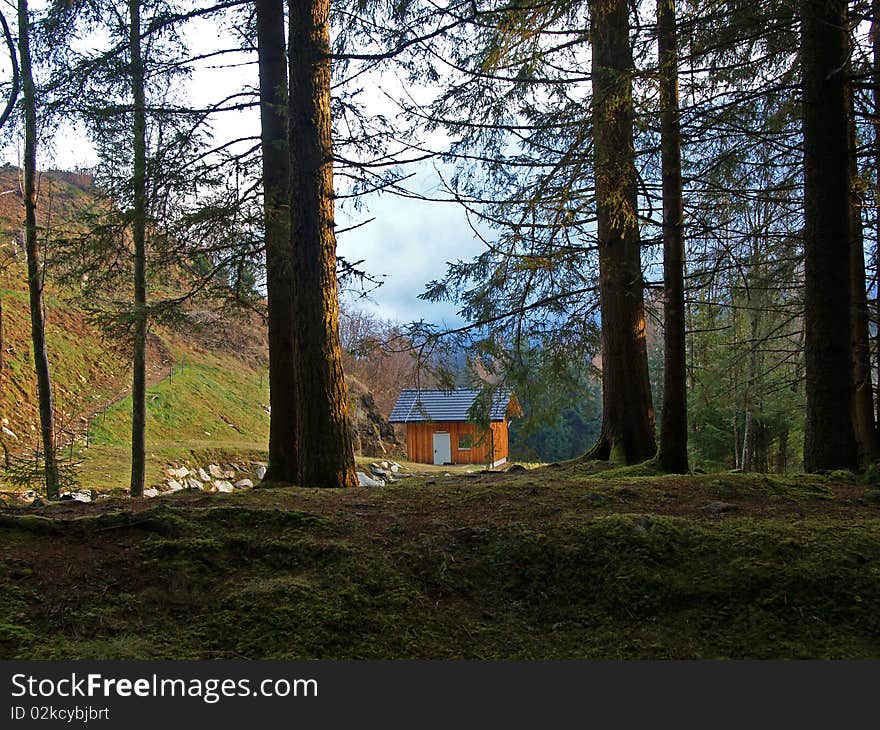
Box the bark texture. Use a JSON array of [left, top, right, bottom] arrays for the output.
[[288, 0, 357, 488], [848, 90, 877, 463], [257, 0, 298, 483], [18, 0, 59, 498], [873, 1, 880, 433], [586, 0, 656, 464], [801, 0, 858, 471], [656, 0, 689, 473], [129, 0, 148, 497]]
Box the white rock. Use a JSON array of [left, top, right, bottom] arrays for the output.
[[234, 479, 254, 489], [60, 489, 92, 503], [357, 471, 384, 487], [208, 464, 224, 479], [198, 468, 211, 481], [256, 465, 267, 480], [143, 488, 159, 498], [165, 480, 184, 493], [222, 468, 236, 479], [166, 466, 189, 479], [390, 463, 400, 473], [185, 478, 204, 490], [214, 480, 234, 493]]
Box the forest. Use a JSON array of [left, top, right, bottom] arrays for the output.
[[0, 0, 879, 661]]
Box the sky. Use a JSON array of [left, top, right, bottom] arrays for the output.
[[0, 7, 485, 330]]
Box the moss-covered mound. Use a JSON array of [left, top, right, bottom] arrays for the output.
[[2, 467, 879, 659]]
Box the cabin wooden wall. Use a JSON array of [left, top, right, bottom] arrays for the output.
[[405, 420, 510, 464], [490, 419, 508, 464]]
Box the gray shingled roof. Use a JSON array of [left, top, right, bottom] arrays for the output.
[[389, 388, 514, 423]]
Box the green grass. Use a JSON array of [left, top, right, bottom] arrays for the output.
[[77, 351, 269, 492], [1, 256, 270, 494], [1, 266, 128, 448], [90, 353, 268, 449], [2, 469, 879, 659]]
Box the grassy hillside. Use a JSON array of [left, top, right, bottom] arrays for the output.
[[1, 465, 879, 659], [0, 257, 270, 492], [80, 346, 269, 492], [0, 264, 130, 452], [0, 167, 271, 492], [2, 254, 269, 495]]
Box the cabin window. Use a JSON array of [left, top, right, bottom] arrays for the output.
[[458, 434, 473, 450]]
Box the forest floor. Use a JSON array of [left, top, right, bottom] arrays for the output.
[[1, 462, 879, 659]]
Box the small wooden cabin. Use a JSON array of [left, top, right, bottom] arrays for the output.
[[389, 388, 522, 466]]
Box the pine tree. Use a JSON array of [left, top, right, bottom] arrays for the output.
[[656, 0, 689, 473], [288, 0, 357, 487], [585, 0, 656, 463], [256, 0, 298, 483], [800, 0, 858, 471], [18, 0, 59, 498]]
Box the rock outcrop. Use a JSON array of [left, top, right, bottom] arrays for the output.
[[347, 382, 402, 458]]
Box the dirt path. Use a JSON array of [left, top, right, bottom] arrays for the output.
[[42, 333, 174, 454]]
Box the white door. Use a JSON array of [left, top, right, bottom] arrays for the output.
[[433, 432, 451, 465]]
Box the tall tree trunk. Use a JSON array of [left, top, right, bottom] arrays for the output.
[[873, 0, 880, 432], [585, 0, 656, 464], [801, 0, 858, 471], [257, 0, 298, 483], [129, 0, 148, 497], [656, 0, 689, 473], [777, 428, 788, 474], [18, 0, 59, 499], [288, 0, 357, 488], [732, 413, 741, 469], [741, 410, 752, 471], [849, 88, 878, 463]]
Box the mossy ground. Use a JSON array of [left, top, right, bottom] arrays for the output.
[[2, 464, 879, 659]]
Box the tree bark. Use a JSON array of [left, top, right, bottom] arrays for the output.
[[733, 413, 741, 469], [848, 88, 878, 463], [585, 0, 656, 464], [287, 0, 357, 487], [18, 0, 59, 499], [656, 0, 689, 473], [873, 1, 880, 433], [257, 0, 298, 483], [129, 0, 148, 497], [741, 410, 752, 472], [801, 0, 858, 471], [777, 428, 788, 474]]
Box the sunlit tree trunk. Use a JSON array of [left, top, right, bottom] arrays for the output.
[[288, 0, 357, 487], [584, 0, 656, 464], [656, 0, 689, 473], [801, 0, 858, 471], [18, 0, 59, 498], [257, 0, 298, 483]]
